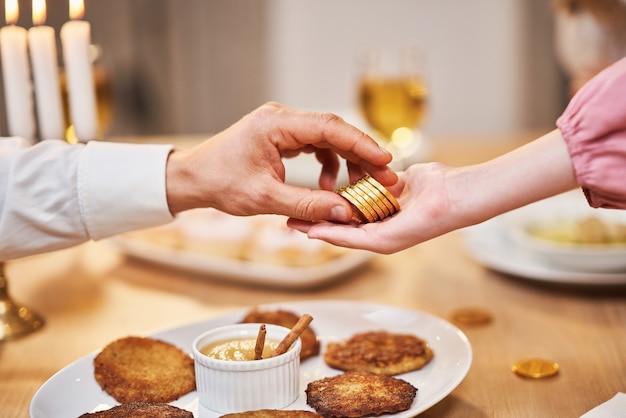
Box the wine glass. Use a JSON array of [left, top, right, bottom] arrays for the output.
[[0, 261, 44, 341], [356, 46, 429, 162]]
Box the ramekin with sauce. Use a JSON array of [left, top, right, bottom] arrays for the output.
[[192, 323, 301, 414]]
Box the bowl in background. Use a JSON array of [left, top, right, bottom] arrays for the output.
[[507, 205, 626, 273]]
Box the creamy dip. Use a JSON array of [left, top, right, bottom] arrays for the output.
[[200, 337, 281, 361]]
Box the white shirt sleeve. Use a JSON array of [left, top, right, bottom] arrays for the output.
[[0, 137, 175, 261]]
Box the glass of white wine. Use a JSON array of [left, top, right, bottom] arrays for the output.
[[357, 46, 428, 162]]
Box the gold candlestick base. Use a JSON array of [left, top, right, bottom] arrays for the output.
[[0, 263, 44, 341]]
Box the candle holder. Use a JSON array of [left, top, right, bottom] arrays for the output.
[[0, 262, 44, 341]]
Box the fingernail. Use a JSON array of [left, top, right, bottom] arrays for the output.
[[379, 145, 392, 155], [330, 205, 350, 221]]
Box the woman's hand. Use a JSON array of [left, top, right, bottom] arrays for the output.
[[288, 129, 579, 253]]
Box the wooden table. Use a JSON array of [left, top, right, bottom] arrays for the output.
[[1, 135, 625, 417]]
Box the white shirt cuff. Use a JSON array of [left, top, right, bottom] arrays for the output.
[[78, 141, 175, 240]]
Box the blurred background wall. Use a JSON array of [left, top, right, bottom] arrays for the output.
[[1, 0, 568, 140]]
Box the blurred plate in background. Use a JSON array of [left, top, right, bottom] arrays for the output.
[[110, 209, 373, 289], [464, 191, 626, 285]]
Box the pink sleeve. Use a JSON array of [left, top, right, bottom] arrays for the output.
[[556, 57, 626, 209]]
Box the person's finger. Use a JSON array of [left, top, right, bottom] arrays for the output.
[[287, 210, 415, 254], [265, 183, 354, 222], [288, 220, 385, 251], [346, 160, 367, 183], [259, 103, 394, 167], [314, 148, 340, 191]]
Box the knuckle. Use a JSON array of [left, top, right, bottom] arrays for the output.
[[261, 101, 284, 112], [318, 111, 344, 127], [293, 195, 318, 220]]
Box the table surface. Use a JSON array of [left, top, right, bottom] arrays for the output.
[[1, 134, 625, 418]]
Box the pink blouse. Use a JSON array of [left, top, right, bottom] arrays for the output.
[[557, 57, 626, 209]]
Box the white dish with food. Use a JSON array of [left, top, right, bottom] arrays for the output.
[[110, 209, 373, 288], [464, 191, 626, 284], [30, 300, 472, 418], [504, 191, 626, 273]]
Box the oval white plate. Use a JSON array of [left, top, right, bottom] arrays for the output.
[[111, 235, 373, 289], [30, 300, 472, 418]]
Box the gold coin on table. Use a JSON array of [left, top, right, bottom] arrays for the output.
[[450, 307, 493, 326], [337, 188, 376, 223], [364, 175, 401, 212], [512, 358, 560, 379], [352, 181, 391, 218], [339, 186, 379, 222]]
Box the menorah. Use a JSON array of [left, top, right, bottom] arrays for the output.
[[0, 262, 44, 340]]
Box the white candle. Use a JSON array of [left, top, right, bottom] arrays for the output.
[[0, 0, 35, 139], [28, 0, 64, 140], [60, 0, 97, 141]]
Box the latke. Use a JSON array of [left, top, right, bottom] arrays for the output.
[[78, 401, 193, 417], [93, 336, 195, 404], [305, 371, 417, 417], [324, 330, 434, 375], [240, 309, 320, 360]]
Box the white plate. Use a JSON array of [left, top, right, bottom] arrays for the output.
[[110, 236, 373, 289], [504, 193, 626, 273], [464, 192, 626, 285], [30, 300, 472, 418]]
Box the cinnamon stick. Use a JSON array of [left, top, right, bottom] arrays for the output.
[[254, 324, 267, 360], [272, 314, 313, 357]]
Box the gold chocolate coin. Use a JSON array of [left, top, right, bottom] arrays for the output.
[[337, 187, 377, 223], [512, 358, 559, 379], [357, 179, 395, 216], [450, 307, 493, 326], [345, 202, 368, 224], [341, 186, 379, 222], [352, 181, 391, 218], [364, 175, 401, 212], [350, 183, 387, 219], [336, 175, 400, 223], [336, 187, 367, 223]]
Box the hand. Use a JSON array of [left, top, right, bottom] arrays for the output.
[[288, 129, 579, 253], [165, 102, 397, 221], [288, 162, 465, 253]]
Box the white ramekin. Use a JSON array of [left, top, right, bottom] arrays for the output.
[[192, 323, 301, 414]]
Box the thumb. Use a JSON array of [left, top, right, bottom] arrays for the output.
[[269, 184, 354, 223]]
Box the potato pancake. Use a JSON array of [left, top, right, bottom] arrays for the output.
[[306, 371, 417, 417], [78, 401, 193, 417], [93, 336, 195, 404], [324, 330, 433, 375]]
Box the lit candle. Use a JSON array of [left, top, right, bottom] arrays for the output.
[[0, 0, 35, 139], [60, 0, 97, 141], [28, 0, 64, 140]]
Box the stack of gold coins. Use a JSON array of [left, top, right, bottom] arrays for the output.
[[336, 175, 400, 223]]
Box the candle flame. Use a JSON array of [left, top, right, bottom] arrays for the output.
[[5, 0, 18, 24], [32, 0, 46, 26], [69, 0, 84, 20]]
